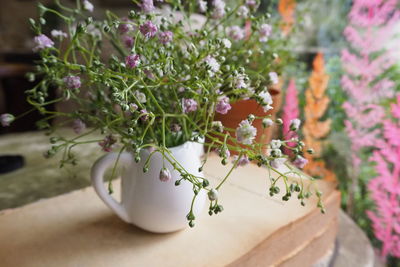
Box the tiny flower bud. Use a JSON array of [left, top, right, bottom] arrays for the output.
[[275, 118, 283, 125], [262, 118, 273, 128], [247, 114, 255, 122], [290, 118, 301, 131], [208, 188, 219, 201], [159, 167, 172, 182]]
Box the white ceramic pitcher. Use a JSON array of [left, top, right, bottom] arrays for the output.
[[91, 141, 206, 233]]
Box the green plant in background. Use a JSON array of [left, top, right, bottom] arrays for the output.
[[0, 0, 325, 227]]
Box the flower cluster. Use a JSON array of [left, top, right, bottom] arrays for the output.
[[1, 0, 323, 227]]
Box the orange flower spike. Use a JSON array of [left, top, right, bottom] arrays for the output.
[[302, 53, 336, 182], [278, 0, 296, 35]]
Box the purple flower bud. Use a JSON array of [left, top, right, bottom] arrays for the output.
[[63, 76, 81, 89], [122, 35, 135, 48], [125, 54, 140, 68], [139, 21, 158, 39], [215, 96, 232, 114], [129, 103, 138, 111], [98, 135, 117, 152], [33, 34, 54, 51], [158, 31, 173, 44], [141, 0, 155, 13], [182, 98, 198, 113], [72, 119, 86, 134], [159, 168, 172, 182], [293, 156, 308, 169], [0, 113, 15, 127], [143, 69, 155, 79], [139, 109, 149, 122]]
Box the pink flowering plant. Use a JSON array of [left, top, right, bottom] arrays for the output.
[[1, 0, 324, 226]]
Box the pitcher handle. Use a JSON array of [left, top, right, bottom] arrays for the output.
[[91, 152, 133, 223]]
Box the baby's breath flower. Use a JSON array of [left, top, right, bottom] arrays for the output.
[[269, 72, 279, 85], [211, 0, 226, 19], [208, 188, 219, 201], [118, 18, 133, 34], [270, 139, 282, 149], [228, 26, 245, 41], [51, 30, 67, 39], [159, 31, 173, 44], [259, 24, 272, 42], [125, 54, 140, 68], [0, 113, 15, 127], [141, 0, 155, 13], [83, 0, 94, 12], [122, 35, 134, 48], [98, 135, 116, 152], [262, 118, 274, 128], [222, 38, 232, 49], [33, 34, 54, 51], [63, 76, 81, 89], [211, 121, 224, 132], [270, 158, 286, 169], [139, 21, 158, 38], [233, 155, 250, 167], [182, 98, 198, 113], [236, 119, 257, 145], [233, 74, 249, 89], [134, 90, 147, 103], [293, 155, 308, 169], [215, 96, 232, 114], [258, 90, 273, 112], [139, 109, 149, 121], [72, 119, 86, 134], [237, 5, 249, 18], [290, 118, 301, 131], [159, 168, 172, 182], [198, 0, 208, 13]]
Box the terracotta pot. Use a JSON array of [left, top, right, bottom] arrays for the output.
[[214, 86, 282, 154]]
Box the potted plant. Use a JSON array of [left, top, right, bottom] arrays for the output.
[[0, 0, 323, 233]]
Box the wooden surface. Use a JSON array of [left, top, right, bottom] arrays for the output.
[[0, 155, 340, 267]]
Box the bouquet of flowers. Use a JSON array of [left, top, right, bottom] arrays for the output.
[[1, 0, 323, 226]]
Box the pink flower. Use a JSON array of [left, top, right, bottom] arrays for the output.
[[216, 96, 231, 114], [236, 119, 257, 145], [139, 109, 149, 122], [139, 21, 158, 38], [182, 98, 198, 113], [98, 135, 117, 152], [198, 0, 207, 12], [259, 24, 272, 42], [33, 34, 54, 51], [228, 26, 245, 41], [119, 18, 133, 34], [125, 54, 140, 68], [63, 76, 81, 89], [0, 113, 15, 127], [293, 156, 308, 169], [141, 0, 155, 13], [72, 119, 86, 134], [159, 31, 173, 44], [122, 35, 135, 48]]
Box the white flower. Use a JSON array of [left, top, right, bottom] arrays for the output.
[[222, 38, 232, 49], [51, 30, 67, 39], [198, 0, 207, 12], [262, 118, 273, 127], [270, 158, 286, 169], [270, 139, 282, 149], [208, 188, 219, 201], [228, 26, 245, 41], [269, 72, 279, 85], [259, 23, 272, 42], [290, 118, 301, 131], [233, 74, 249, 89], [83, 0, 94, 12], [236, 119, 257, 145], [134, 90, 147, 103], [212, 0, 226, 19], [258, 91, 273, 112], [237, 5, 249, 18], [204, 56, 220, 76]]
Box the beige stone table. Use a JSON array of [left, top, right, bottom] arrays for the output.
[[0, 151, 340, 267]]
